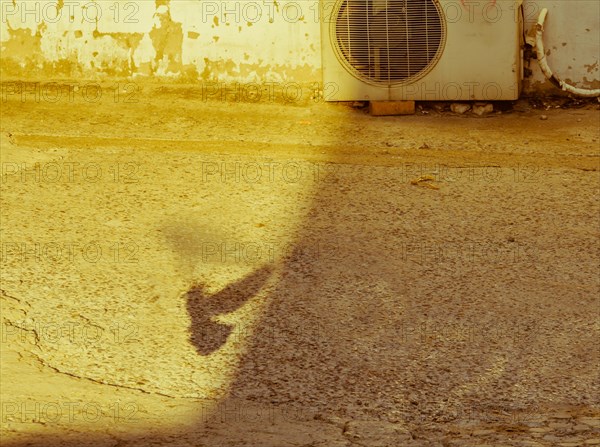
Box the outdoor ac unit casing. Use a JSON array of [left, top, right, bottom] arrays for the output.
[[321, 0, 523, 101]]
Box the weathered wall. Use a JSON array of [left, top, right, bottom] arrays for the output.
[[0, 0, 322, 82], [1, 0, 598, 95], [522, 0, 599, 94]]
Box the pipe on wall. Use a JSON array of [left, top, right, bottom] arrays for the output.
[[535, 8, 600, 98]]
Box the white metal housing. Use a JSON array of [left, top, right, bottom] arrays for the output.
[[321, 0, 523, 101]]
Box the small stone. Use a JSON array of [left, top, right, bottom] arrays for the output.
[[584, 439, 600, 445], [540, 114, 548, 120], [472, 103, 494, 116], [572, 424, 591, 432], [450, 103, 470, 114]]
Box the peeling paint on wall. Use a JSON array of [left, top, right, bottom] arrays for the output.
[[584, 61, 598, 74], [2, 23, 45, 73], [149, 0, 183, 75], [91, 30, 144, 75]]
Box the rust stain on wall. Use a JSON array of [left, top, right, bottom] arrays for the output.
[[584, 61, 598, 74], [524, 76, 600, 95]]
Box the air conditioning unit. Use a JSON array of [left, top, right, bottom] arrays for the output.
[[320, 0, 523, 101]]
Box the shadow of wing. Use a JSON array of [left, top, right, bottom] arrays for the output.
[[186, 264, 274, 355]]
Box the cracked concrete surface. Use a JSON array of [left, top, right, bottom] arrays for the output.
[[1, 89, 599, 446]]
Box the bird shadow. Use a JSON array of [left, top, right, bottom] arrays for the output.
[[185, 264, 274, 355]]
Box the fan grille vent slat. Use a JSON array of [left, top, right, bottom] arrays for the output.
[[333, 0, 445, 85]]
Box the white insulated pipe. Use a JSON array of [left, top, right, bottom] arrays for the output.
[[536, 8, 600, 97]]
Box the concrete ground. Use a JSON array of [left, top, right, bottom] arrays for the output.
[[1, 86, 599, 446]]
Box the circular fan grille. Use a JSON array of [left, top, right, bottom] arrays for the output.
[[332, 0, 446, 85]]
